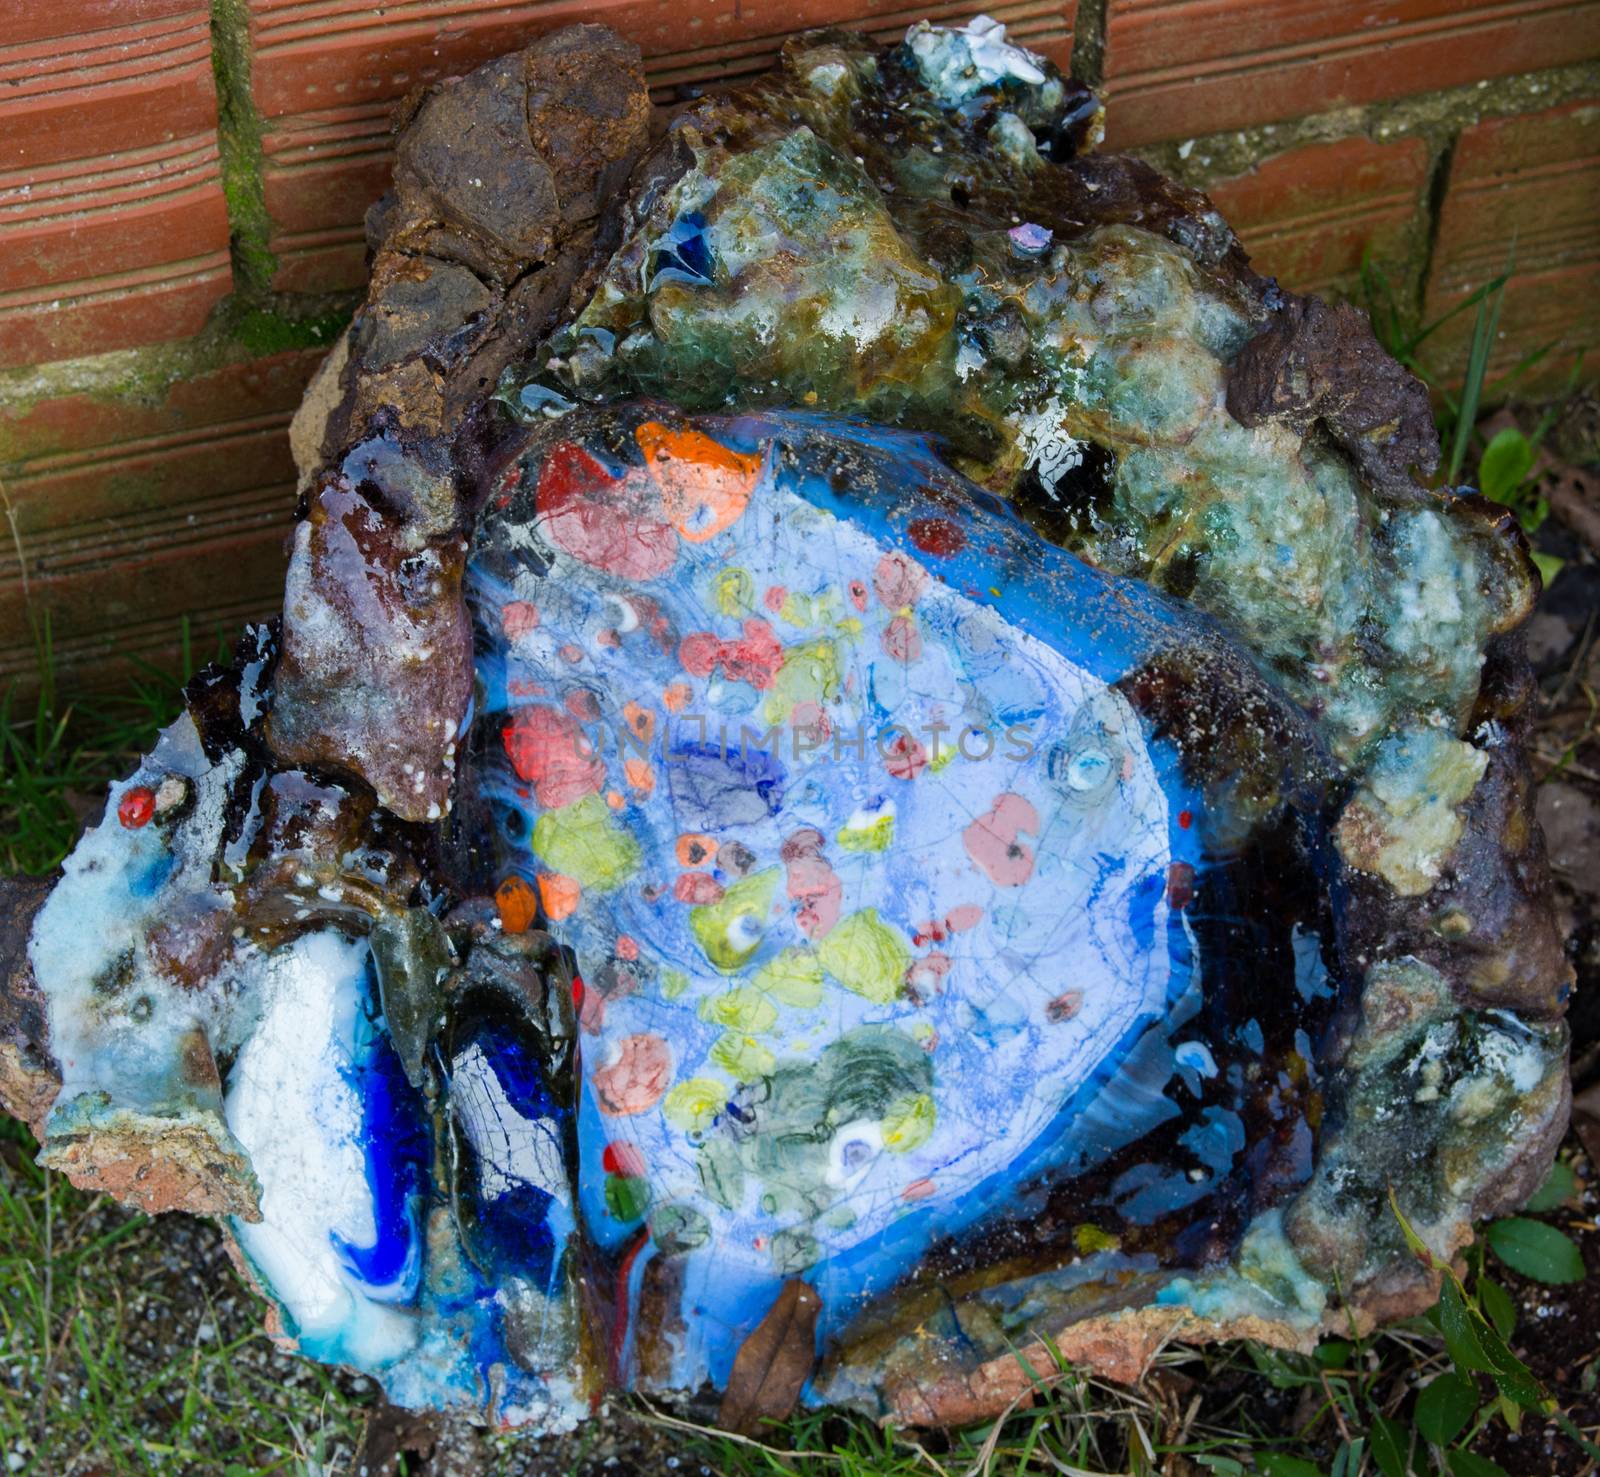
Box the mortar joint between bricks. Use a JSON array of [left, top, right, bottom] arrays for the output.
[[1071, 0, 1110, 89], [209, 0, 278, 302], [1134, 62, 1599, 188]]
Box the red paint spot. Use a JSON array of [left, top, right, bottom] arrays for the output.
[[945, 903, 984, 933], [781, 828, 842, 939], [908, 516, 966, 557], [616, 935, 639, 961], [902, 1178, 937, 1201], [537, 442, 677, 580], [117, 787, 155, 829], [502, 705, 606, 808], [566, 689, 602, 720], [602, 1141, 647, 1178], [1046, 990, 1084, 1023], [500, 600, 540, 638], [849, 579, 869, 612], [1167, 862, 1196, 909], [788, 702, 831, 749], [495, 876, 539, 934], [963, 793, 1039, 886], [673, 871, 725, 905], [677, 619, 783, 690], [873, 550, 929, 608], [1178, 809, 1193, 830], [907, 952, 953, 993], [610, 1226, 650, 1380], [880, 613, 922, 663], [882, 732, 929, 781], [763, 585, 787, 612], [571, 973, 586, 1012]]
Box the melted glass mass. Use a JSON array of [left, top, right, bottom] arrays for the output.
[[435, 404, 1344, 1409], [5, 11, 1569, 1437]]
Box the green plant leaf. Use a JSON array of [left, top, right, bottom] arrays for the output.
[[1477, 1276, 1517, 1340], [1416, 1370, 1478, 1447], [1446, 268, 1509, 484], [1439, 1279, 1494, 1372], [1330, 1437, 1363, 1477], [1486, 1217, 1587, 1284], [1446, 1450, 1510, 1477], [1369, 1415, 1413, 1477], [1389, 1188, 1437, 1269], [1477, 427, 1534, 502], [1315, 1338, 1354, 1369], [1530, 551, 1564, 588], [1552, 1407, 1600, 1462], [1258, 1454, 1327, 1477], [1523, 1160, 1576, 1214]]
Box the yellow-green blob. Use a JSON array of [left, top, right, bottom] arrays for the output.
[[710, 1032, 777, 1082], [882, 1092, 935, 1152], [711, 566, 755, 616], [753, 947, 825, 1008], [818, 909, 910, 1004], [660, 968, 691, 1001], [836, 813, 894, 853], [663, 1077, 726, 1134], [777, 589, 836, 627], [762, 637, 843, 724], [698, 987, 778, 1032], [690, 869, 780, 972], [530, 793, 639, 891], [1073, 1224, 1121, 1255]]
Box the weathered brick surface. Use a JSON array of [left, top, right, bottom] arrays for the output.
[[262, 103, 395, 293], [0, 0, 1595, 696], [1204, 134, 1432, 298], [0, 351, 325, 690], [1423, 98, 1600, 392], [0, 0, 233, 366], [251, 0, 1076, 291], [1101, 0, 1600, 149]]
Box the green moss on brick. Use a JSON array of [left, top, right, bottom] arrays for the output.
[[210, 0, 276, 296], [232, 305, 355, 356]]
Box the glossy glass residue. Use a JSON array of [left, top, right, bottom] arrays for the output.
[[436, 403, 1345, 1408], [11, 12, 1566, 1434]]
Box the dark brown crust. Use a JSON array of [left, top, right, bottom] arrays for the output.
[[266, 25, 653, 820], [1226, 295, 1441, 494], [0, 874, 58, 1135]]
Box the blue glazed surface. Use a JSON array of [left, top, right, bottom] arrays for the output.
[[456, 405, 1335, 1397]]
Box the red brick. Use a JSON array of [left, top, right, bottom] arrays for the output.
[[249, 1, 1074, 291], [1101, 0, 1600, 150], [0, 350, 327, 693], [0, 256, 233, 370], [0, 4, 219, 170], [0, 0, 233, 365], [248, 1, 1071, 118], [262, 103, 395, 292], [1203, 133, 1431, 297], [1423, 99, 1600, 392]]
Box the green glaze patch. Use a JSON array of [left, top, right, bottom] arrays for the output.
[[530, 793, 640, 890], [818, 909, 911, 1004], [690, 869, 780, 971]]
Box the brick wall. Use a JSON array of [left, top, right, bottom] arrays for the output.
[[1, 0, 1596, 694]]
